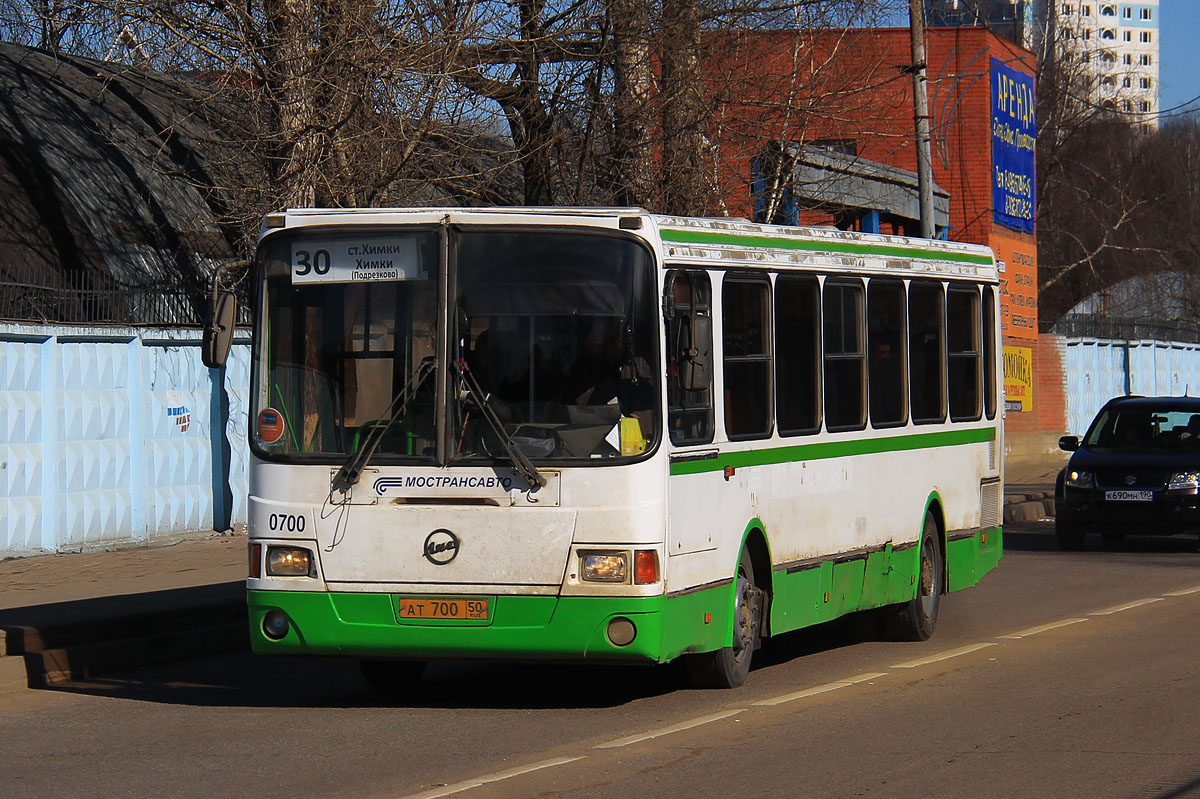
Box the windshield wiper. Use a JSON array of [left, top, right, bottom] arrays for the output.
[[331, 358, 435, 495], [456, 360, 547, 491]]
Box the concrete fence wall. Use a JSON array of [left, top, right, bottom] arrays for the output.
[[1063, 338, 1200, 436], [0, 324, 250, 557]]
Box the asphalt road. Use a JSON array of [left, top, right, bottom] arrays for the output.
[[3, 522, 1200, 799]]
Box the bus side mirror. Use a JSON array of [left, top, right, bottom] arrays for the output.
[[202, 290, 238, 368], [680, 314, 712, 392]]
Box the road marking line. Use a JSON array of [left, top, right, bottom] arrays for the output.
[[402, 756, 587, 799], [753, 681, 847, 707], [754, 672, 887, 707], [1088, 597, 1164, 616], [1164, 585, 1200, 597], [593, 708, 745, 749], [841, 671, 888, 685], [998, 618, 1089, 639], [890, 642, 995, 669]]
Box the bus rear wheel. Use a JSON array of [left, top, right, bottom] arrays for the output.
[[686, 545, 763, 689], [885, 516, 941, 642]]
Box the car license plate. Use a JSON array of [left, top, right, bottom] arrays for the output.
[[397, 597, 490, 620], [1105, 490, 1153, 502]]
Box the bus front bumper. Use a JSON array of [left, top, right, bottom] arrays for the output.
[[247, 589, 683, 664]]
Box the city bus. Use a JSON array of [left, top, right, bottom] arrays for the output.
[[219, 207, 1003, 689]]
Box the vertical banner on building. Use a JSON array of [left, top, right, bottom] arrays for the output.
[[1003, 345, 1034, 413], [990, 231, 1038, 340], [991, 58, 1035, 233]]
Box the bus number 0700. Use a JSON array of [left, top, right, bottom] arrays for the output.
[[268, 513, 306, 533]]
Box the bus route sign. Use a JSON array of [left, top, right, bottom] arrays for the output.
[[291, 237, 424, 283]]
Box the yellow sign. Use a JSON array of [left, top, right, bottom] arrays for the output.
[[1003, 345, 1033, 412]]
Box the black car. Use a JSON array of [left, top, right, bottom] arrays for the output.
[[1055, 395, 1200, 550]]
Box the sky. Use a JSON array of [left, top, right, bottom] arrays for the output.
[[1158, 1, 1200, 118], [878, 2, 1199, 122]]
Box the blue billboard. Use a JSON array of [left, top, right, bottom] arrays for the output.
[[991, 58, 1035, 233]]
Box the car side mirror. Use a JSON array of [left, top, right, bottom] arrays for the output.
[[1058, 435, 1080, 452], [202, 289, 238, 369]]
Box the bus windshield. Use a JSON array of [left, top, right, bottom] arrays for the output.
[[253, 230, 441, 460], [452, 230, 659, 462], [251, 227, 659, 464]]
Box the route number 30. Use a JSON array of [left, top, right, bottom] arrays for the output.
[[293, 249, 332, 276]]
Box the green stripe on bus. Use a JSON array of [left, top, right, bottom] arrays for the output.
[[669, 427, 996, 476], [660, 228, 994, 266]]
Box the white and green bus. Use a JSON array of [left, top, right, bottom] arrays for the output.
[[233, 207, 1003, 689]]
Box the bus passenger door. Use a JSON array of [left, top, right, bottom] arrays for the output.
[[664, 268, 719, 557], [668, 462, 720, 555]]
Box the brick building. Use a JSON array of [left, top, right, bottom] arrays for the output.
[[702, 25, 1063, 470]]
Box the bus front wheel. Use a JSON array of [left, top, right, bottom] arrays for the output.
[[686, 545, 763, 689]]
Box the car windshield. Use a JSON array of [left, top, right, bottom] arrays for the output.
[[1084, 405, 1200, 451]]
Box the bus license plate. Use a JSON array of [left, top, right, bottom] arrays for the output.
[[1105, 490, 1152, 502], [397, 597, 490, 620]]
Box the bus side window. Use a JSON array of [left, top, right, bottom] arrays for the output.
[[867, 278, 907, 428], [776, 275, 821, 435], [823, 279, 866, 431], [723, 275, 773, 440], [666, 270, 714, 445], [983, 285, 997, 419], [909, 280, 946, 424], [948, 286, 982, 422]]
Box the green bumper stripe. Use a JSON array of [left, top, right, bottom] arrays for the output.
[[660, 228, 994, 265], [248, 586, 734, 664], [670, 427, 996, 475]]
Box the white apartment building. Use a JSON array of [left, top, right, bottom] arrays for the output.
[[925, 0, 1161, 126], [1056, 1, 1160, 126]]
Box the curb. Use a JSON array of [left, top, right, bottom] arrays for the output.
[[0, 582, 247, 692], [1004, 491, 1055, 522]]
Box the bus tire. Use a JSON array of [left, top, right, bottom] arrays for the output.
[[686, 545, 763, 689], [885, 515, 941, 642], [359, 659, 425, 696]]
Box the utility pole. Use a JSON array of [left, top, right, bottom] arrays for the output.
[[908, 0, 935, 239]]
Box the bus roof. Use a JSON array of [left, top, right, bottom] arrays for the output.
[[264, 207, 997, 279]]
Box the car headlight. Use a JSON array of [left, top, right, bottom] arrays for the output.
[[581, 552, 628, 582], [1065, 470, 1094, 489], [266, 546, 314, 576], [1168, 471, 1200, 490]]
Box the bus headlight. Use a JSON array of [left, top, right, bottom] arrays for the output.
[[1169, 471, 1200, 490], [266, 546, 313, 576], [1065, 470, 1094, 489], [582, 552, 627, 582]]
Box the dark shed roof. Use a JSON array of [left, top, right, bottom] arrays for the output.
[[0, 44, 265, 324]]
